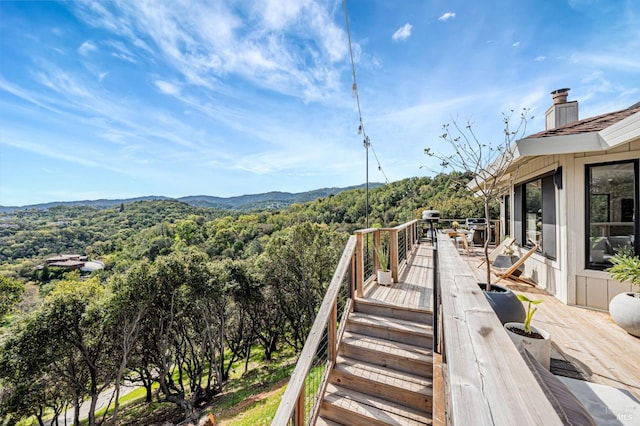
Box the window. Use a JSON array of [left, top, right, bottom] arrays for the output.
[[513, 170, 558, 259], [525, 179, 542, 246], [586, 160, 638, 270], [504, 194, 511, 237]]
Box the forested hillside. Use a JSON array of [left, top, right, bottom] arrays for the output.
[[0, 184, 381, 213], [0, 172, 492, 425]]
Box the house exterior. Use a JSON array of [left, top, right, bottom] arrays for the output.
[[41, 254, 104, 273], [492, 89, 640, 311]]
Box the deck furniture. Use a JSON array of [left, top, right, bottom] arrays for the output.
[[491, 243, 539, 285]]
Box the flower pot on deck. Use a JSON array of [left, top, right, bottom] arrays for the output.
[[505, 322, 552, 370], [479, 283, 526, 325], [609, 292, 640, 338], [377, 269, 393, 286]]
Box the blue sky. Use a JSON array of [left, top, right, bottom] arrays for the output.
[[1, 0, 639, 207]]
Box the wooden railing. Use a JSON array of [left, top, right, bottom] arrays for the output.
[[272, 220, 420, 425], [434, 236, 564, 425]]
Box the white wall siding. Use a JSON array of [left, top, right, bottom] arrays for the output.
[[508, 143, 639, 311]]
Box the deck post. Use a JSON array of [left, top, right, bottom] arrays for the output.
[[390, 228, 399, 283], [373, 228, 381, 272], [329, 301, 337, 363], [294, 388, 305, 425], [355, 231, 364, 298]]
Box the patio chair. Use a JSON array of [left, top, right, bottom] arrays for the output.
[[492, 243, 539, 285]]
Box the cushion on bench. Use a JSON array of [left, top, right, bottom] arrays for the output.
[[519, 346, 596, 426]]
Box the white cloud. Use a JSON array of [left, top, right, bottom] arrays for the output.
[[69, 0, 348, 103], [512, 41, 520, 47], [78, 40, 97, 55], [534, 55, 546, 62], [438, 12, 456, 22], [98, 72, 109, 82], [105, 40, 138, 63], [392, 23, 413, 42], [154, 80, 181, 96]]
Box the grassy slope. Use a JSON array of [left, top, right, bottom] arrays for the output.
[[106, 346, 295, 425]]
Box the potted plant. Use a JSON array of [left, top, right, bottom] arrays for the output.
[[505, 294, 551, 369], [607, 252, 640, 337], [451, 221, 459, 231], [375, 242, 392, 286]]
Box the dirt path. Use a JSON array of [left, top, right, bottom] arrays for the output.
[[214, 377, 289, 425]]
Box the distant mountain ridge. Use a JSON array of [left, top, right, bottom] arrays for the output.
[[0, 184, 382, 213]]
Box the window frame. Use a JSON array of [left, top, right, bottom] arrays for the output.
[[584, 159, 639, 271], [514, 169, 558, 260]]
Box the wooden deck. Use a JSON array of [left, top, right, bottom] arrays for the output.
[[362, 241, 434, 311], [296, 230, 640, 426], [460, 244, 640, 401], [316, 242, 435, 425], [364, 237, 640, 401]]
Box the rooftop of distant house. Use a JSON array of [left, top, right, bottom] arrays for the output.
[[40, 254, 104, 272]]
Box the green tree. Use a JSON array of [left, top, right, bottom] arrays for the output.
[[259, 222, 346, 349], [0, 274, 24, 319]]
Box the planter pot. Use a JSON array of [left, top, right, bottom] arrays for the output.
[[377, 269, 393, 286], [479, 283, 526, 325], [609, 292, 640, 338], [505, 322, 552, 370]]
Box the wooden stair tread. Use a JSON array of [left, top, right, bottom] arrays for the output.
[[322, 383, 432, 426], [354, 299, 433, 323], [315, 417, 344, 426], [349, 312, 433, 336], [341, 331, 434, 362], [334, 355, 433, 393]]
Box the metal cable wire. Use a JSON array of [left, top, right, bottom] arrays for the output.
[[343, 0, 389, 185]]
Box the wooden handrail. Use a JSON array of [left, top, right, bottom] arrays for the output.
[[436, 236, 564, 425]]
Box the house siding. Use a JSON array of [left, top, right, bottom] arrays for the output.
[[509, 141, 640, 310]]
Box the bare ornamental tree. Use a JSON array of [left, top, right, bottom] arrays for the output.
[[425, 109, 532, 290]]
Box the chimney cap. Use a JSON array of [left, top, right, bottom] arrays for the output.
[[551, 88, 571, 104]]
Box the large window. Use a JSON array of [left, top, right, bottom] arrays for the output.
[[514, 170, 558, 259], [586, 160, 638, 270]]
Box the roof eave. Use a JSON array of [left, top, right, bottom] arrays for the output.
[[600, 109, 640, 148], [516, 132, 604, 156]]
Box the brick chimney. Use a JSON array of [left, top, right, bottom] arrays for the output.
[[545, 88, 578, 130]]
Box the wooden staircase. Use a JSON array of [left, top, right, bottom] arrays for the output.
[[317, 299, 434, 426]]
